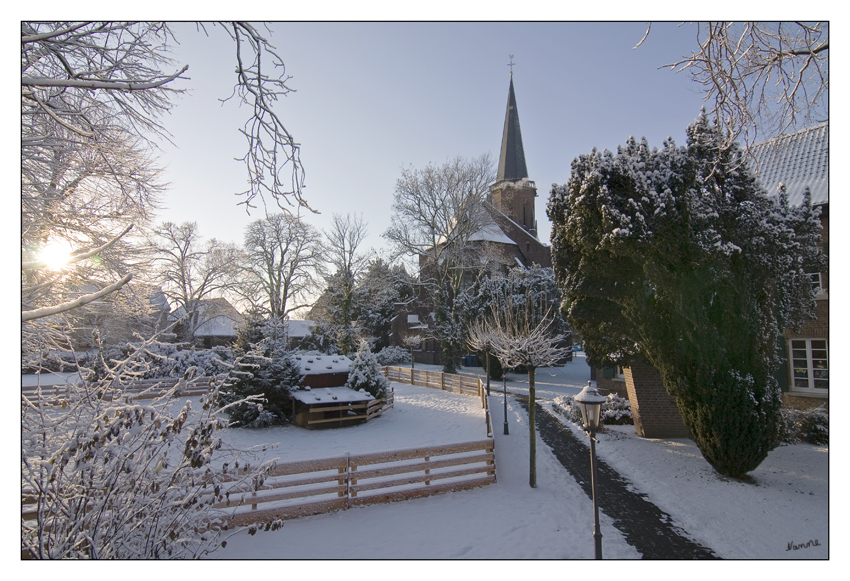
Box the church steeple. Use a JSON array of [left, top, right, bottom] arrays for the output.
[[497, 76, 529, 182]]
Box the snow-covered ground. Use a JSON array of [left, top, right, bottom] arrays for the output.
[[19, 354, 830, 563], [204, 353, 829, 560]]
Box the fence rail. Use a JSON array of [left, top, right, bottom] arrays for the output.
[[215, 439, 496, 526], [383, 366, 492, 437], [21, 377, 213, 403], [23, 367, 496, 530]]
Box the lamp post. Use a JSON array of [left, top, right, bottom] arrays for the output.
[[503, 372, 509, 435], [575, 381, 606, 559]]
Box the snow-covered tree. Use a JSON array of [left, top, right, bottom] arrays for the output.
[[21, 334, 277, 559], [22, 22, 306, 323], [150, 222, 243, 342], [240, 213, 324, 318], [224, 317, 304, 428], [319, 214, 370, 354], [547, 111, 826, 477], [485, 292, 570, 488], [345, 341, 389, 400], [383, 154, 496, 373], [353, 259, 416, 351]]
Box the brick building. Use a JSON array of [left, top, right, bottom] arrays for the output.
[[392, 75, 552, 366]]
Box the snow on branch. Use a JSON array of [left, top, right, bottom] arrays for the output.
[[22, 273, 132, 322]]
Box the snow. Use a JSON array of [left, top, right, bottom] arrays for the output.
[[21, 371, 80, 387], [289, 386, 373, 405], [19, 353, 830, 564], [200, 353, 829, 561], [294, 354, 352, 375]]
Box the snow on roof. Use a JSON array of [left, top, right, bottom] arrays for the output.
[[467, 221, 517, 245], [286, 319, 315, 338], [290, 386, 373, 405], [193, 315, 240, 337], [294, 354, 353, 375], [749, 123, 828, 207]]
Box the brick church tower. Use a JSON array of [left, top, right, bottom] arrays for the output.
[[486, 74, 550, 268]]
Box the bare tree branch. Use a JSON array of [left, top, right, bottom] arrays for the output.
[[643, 21, 828, 150], [22, 273, 133, 322]]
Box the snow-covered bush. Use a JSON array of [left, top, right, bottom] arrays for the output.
[[346, 341, 389, 399], [21, 337, 276, 559], [375, 345, 411, 366], [222, 317, 304, 428], [779, 405, 828, 445], [552, 392, 633, 428]]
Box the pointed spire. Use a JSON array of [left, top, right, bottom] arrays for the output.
[[497, 76, 528, 182]]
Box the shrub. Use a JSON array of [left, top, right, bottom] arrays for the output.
[[552, 391, 633, 428], [779, 405, 829, 445], [375, 346, 411, 366]]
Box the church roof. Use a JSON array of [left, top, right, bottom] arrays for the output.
[[748, 122, 828, 207], [496, 77, 529, 182]]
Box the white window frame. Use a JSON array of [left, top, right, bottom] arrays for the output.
[[613, 365, 625, 381], [809, 272, 827, 299], [788, 338, 828, 394]]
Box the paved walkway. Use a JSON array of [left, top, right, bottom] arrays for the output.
[[515, 395, 719, 559]]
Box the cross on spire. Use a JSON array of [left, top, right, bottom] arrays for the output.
[[507, 55, 515, 76]]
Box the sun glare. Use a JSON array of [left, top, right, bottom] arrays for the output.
[[40, 239, 75, 271]]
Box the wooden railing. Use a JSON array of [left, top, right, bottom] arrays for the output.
[[21, 377, 213, 403], [216, 439, 496, 527], [383, 366, 492, 437], [24, 368, 497, 529]]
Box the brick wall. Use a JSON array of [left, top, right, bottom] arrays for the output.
[[624, 361, 690, 438], [595, 372, 628, 399]]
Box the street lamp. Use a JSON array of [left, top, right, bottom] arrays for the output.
[[574, 381, 606, 559], [502, 371, 509, 435]]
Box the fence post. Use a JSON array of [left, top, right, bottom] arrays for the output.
[[441, 372, 445, 391]]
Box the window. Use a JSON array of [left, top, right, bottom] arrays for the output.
[[809, 272, 826, 296], [789, 339, 828, 392], [613, 366, 625, 381]]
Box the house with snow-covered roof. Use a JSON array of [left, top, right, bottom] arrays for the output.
[[750, 122, 829, 409], [170, 298, 244, 348]]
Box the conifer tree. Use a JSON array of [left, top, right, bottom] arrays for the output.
[[547, 111, 825, 478], [224, 317, 303, 428], [345, 340, 389, 400]]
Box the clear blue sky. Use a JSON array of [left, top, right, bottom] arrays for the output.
[[154, 22, 722, 255]]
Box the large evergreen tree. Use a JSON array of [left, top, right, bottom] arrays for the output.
[[547, 112, 825, 477], [224, 317, 303, 428]]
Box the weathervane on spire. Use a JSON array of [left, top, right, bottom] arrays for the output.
[[508, 55, 515, 76]]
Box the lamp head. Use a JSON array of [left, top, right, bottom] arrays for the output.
[[574, 381, 606, 432]]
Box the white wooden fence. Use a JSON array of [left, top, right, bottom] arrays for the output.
[[216, 439, 496, 526]]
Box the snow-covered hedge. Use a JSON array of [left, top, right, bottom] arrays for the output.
[[23, 343, 233, 379], [375, 346, 412, 366], [552, 392, 634, 428], [779, 405, 828, 445]]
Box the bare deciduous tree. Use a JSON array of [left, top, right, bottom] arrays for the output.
[[638, 21, 828, 150], [240, 213, 324, 318], [383, 154, 495, 373], [486, 293, 569, 488], [321, 213, 370, 354], [21, 21, 305, 322], [151, 222, 243, 341]]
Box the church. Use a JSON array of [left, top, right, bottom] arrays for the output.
[[391, 74, 551, 365]]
